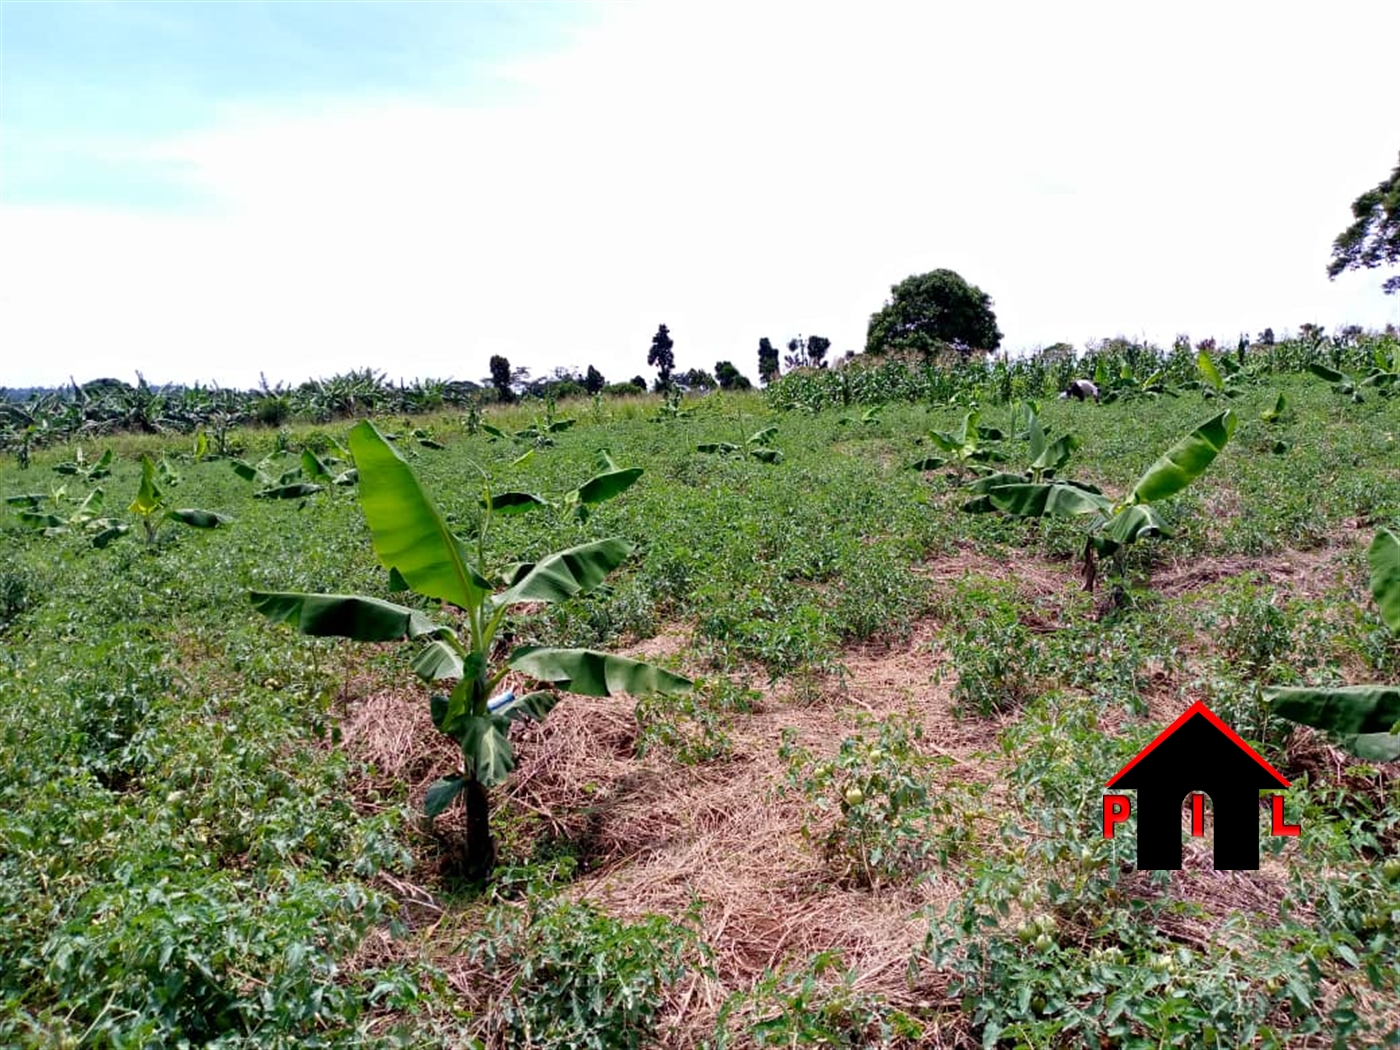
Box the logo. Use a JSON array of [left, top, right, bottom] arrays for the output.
[[1102, 701, 1300, 870]]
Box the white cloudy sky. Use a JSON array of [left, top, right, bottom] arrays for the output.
[[1, 0, 1397, 389]]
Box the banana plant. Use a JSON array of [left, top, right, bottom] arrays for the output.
[[13, 486, 128, 546], [838, 405, 883, 427], [1195, 351, 1251, 400], [697, 425, 784, 464], [483, 449, 643, 525], [249, 421, 691, 880], [231, 451, 353, 498], [128, 454, 232, 548], [1266, 529, 1400, 761], [1309, 344, 1397, 401], [963, 410, 1237, 592], [907, 410, 1006, 475], [52, 447, 113, 481]]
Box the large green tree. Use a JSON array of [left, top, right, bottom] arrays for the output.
[[757, 337, 779, 385], [1328, 151, 1400, 294], [714, 360, 752, 390], [648, 324, 676, 391], [488, 355, 513, 403], [865, 269, 1003, 361]]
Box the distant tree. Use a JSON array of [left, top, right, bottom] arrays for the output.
[[806, 335, 831, 368], [784, 336, 809, 371], [714, 360, 752, 391], [584, 365, 606, 395], [606, 380, 647, 397], [677, 367, 716, 391], [629, 375, 648, 391], [757, 337, 780, 385], [1328, 150, 1400, 294], [1039, 342, 1076, 362], [648, 324, 676, 391], [489, 355, 513, 403], [865, 269, 1003, 362], [1258, 327, 1275, 346]]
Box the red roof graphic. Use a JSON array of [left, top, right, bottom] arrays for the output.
[[1106, 700, 1290, 789]]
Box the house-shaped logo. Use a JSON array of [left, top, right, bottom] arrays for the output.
[[1103, 700, 1299, 870]]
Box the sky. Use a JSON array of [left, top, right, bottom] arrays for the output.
[[1, 0, 1398, 390]]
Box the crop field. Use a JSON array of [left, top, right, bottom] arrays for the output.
[[2, 344, 1399, 1048]]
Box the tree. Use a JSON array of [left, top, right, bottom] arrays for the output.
[[677, 367, 716, 392], [757, 337, 779, 385], [648, 324, 676, 391], [489, 355, 513, 403], [714, 360, 752, 391], [865, 269, 1003, 361], [629, 375, 648, 392], [807, 335, 831, 368], [584, 365, 606, 395], [1328, 151, 1400, 294]]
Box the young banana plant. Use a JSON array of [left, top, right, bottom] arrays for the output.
[[52, 447, 114, 481], [231, 451, 355, 498], [907, 410, 1007, 476], [963, 410, 1237, 592], [249, 421, 691, 880], [697, 426, 784, 464], [482, 449, 643, 524], [1309, 343, 1398, 402], [128, 454, 232, 548], [1266, 529, 1400, 760]]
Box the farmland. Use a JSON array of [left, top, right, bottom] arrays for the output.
[[2, 339, 1399, 1048]]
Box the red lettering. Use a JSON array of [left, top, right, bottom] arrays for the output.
[[1103, 794, 1131, 838], [1271, 795, 1300, 837]]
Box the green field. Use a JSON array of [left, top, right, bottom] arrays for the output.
[[2, 353, 1399, 1047]]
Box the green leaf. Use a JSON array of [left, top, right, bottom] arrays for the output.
[[129, 455, 162, 516], [697, 442, 740, 455], [747, 426, 778, 446], [250, 591, 446, 641], [1261, 391, 1288, 424], [166, 508, 232, 528], [1129, 409, 1236, 504], [231, 459, 261, 483], [497, 537, 633, 605], [1104, 503, 1171, 546], [1031, 434, 1078, 474], [349, 421, 489, 612], [749, 447, 784, 464], [481, 423, 508, 440], [483, 491, 550, 514], [424, 775, 466, 818], [1367, 528, 1400, 634], [333, 468, 358, 486], [418, 438, 446, 450], [1346, 732, 1400, 762], [90, 522, 130, 548], [1266, 684, 1400, 736], [5, 494, 45, 508], [412, 639, 468, 682], [301, 449, 333, 483], [575, 467, 643, 505], [255, 483, 324, 499], [1025, 404, 1046, 460], [461, 716, 514, 786], [509, 646, 693, 696], [963, 480, 1112, 518], [908, 456, 948, 471], [1309, 363, 1345, 384], [494, 690, 560, 724], [1197, 350, 1224, 392]]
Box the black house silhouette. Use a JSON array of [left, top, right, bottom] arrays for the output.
[[1107, 701, 1290, 870]]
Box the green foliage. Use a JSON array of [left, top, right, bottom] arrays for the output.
[[714, 950, 924, 1047], [648, 323, 676, 391], [636, 676, 760, 764], [250, 421, 690, 878], [965, 409, 1237, 590], [779, 714, 986, 887], [865, 269, 1003, 360], [940, 581, 1043, 715], [1269, 528, 1400, 759], [1328, 149, 1400, 295], [466, 893, 698, 1050]]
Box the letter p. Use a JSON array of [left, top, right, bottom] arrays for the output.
[[1103, 794, 1131, 838]]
